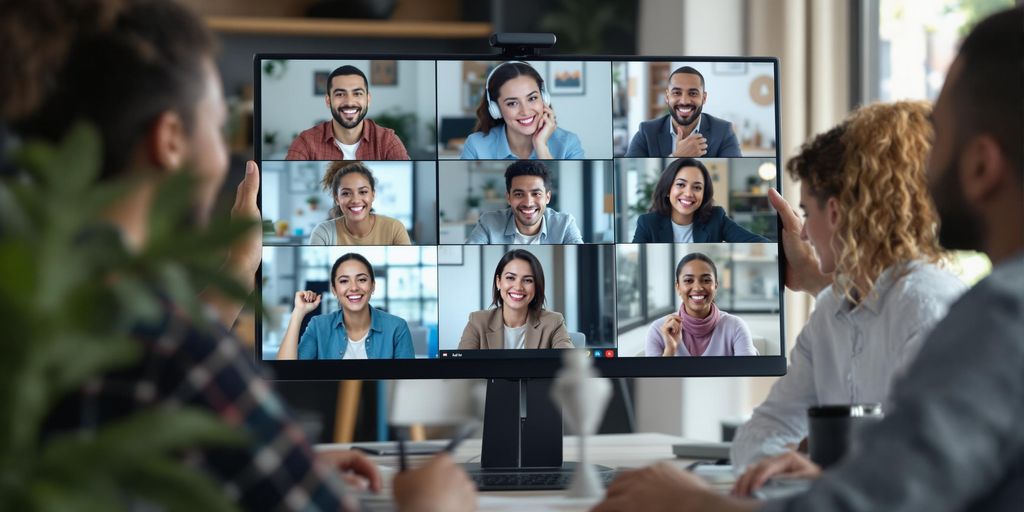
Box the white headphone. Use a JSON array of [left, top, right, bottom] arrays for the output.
[[484, 61, 551, 120]]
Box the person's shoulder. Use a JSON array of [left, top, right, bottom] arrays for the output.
[[364, 118, 396, 135], [647, 314, 668, 332], [536, 309, 566, 325], [479, 208, 509, 221], [377, 214, 405, 230], [636, 211, 661, 226], [638, 115, 668, 131], [705, 205, 727, 221], [717, 310, 750, 331], [887, 261, 968, 308], [372, 306, 409, 327], [298, 120, 330, 137], [467, 308, 497, 325], [702, 112, 731, 128]]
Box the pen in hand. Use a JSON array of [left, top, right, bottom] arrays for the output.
[[397, 431, 408, 472]]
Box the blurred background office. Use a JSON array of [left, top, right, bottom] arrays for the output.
[[261, 160, 438, 244], [615, 157, 778, 242], [261, 246, 439, 358], [435, 60, 613, 159], [260, 59, 437, 160], [185, 0, 1009, 442], [615, 243, 781, 357], [611, 61, 777, 157], [437, 244, 616, 350], [437, 160, 616, 243]]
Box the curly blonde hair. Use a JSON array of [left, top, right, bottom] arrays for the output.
[[789, 101, 946, 304]]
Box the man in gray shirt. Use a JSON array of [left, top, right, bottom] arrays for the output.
[[465, 160, 584, 244], [593, 7, 1024, 512]]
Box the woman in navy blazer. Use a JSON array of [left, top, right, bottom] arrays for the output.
[[632, 158, 769, 243]]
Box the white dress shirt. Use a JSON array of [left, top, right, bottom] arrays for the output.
[[730, 261, 967, 470]]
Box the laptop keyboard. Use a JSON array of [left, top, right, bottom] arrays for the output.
[[470, 469, 618, 491]]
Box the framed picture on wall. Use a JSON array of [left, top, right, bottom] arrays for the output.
[[371, 60, 398, 86], [313, 70, 329, 96], [548, 61, 585, 95]]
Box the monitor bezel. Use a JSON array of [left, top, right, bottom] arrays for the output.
[[253, 52, 787, 380]]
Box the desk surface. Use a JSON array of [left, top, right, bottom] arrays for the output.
[[318, 432, 721, 511]]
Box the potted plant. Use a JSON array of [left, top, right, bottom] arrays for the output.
[[0, 125, 252, 511], [483, 179, 499, 200], [465, 195, 482, 223], [306, 195, 321, 211]]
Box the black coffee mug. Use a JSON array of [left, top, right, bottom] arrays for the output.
[[807, 404, 883, 468]]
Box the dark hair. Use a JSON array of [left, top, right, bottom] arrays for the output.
[[650, 158, 715, 224], [327, 65, 368, 94], [668, 66, 705, 89], [504, 160, 552, 193], [785, 123, 847, 206], [330, 253, 375, 292], [952, 7, 1023, 180], [0, 0, 124, 121], [674, 252, 718, 284], [490, 249, 546, 313], [15, 0, 216, 179], [322, 161, 376, 219], [473, 62, 545, 135]]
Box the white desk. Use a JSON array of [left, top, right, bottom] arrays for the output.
[[319, 432, 725, 511]]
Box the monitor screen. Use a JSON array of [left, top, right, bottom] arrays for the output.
[[255, 55, 785, 380]]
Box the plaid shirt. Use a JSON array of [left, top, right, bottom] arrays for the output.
[[44, 305, 359, 512], [285, 120, 410, 161]]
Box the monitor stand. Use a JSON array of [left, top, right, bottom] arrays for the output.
[[462, 378, 612, 491]]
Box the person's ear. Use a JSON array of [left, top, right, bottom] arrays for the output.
[[324, 93, 331, 110], [148, 110, 187, 172], [959, 135, 1007, 204], [544, 190, 552, 204], [825, 196, 840, 230], [701, 91, 707, 103]]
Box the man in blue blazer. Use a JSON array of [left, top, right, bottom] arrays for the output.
[[625, 66, 742, 158]]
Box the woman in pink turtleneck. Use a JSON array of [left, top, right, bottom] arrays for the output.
[[645, 252, 758, 357]]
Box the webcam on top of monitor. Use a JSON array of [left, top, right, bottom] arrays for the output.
[[489, 32, 557, 58]]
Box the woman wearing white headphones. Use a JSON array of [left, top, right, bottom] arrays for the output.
[[460, 61, 584, 160]]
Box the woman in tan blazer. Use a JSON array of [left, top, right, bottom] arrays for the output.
[[458, 249, 573, 350]]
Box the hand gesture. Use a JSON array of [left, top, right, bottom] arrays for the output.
[[227, 161, 263, 286], [292, 290, 321, 315], [660, 313, 682, 357], [767, 189, 831, 295], [393, 454, 477, 512], [732, 450, 821, 497], [671, 129, 707, 157], [532, 105, 557, 153]]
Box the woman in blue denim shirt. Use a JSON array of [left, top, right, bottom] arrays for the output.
[[460, 61, 584, 160], [276, 253, 415, 359]]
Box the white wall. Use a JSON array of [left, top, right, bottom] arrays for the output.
[[639, 0, 745, 56], [436, 61, 613, 159], [261, 59, 436, 159]]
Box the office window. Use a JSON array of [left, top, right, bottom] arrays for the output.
[[867, 0, 1009, 284]]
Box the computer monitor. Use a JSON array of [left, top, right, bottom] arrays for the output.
[[254, 53, 785, 477]]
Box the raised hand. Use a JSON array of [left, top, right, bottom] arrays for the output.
[[660, 313, 682, 357], [532, 105, 557, 159], [292, 290, 322, 315]]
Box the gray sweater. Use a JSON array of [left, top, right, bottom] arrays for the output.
[[762, 253, 1024, 512]]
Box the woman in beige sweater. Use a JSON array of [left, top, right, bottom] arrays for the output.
[[308, 161, 411, 245]]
